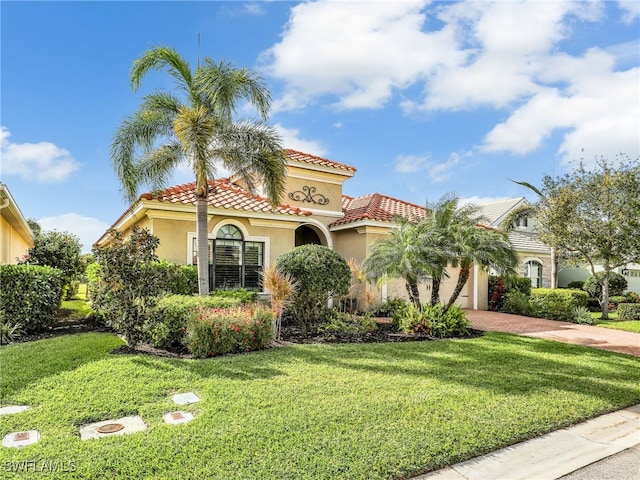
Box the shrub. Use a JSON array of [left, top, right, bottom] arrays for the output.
[[185, 305, 274, 358], [276, 245, 351, 333], [617, 303, 640, 321], [91, 227, 161, 346], [488, 276, 531, 312], [210, 288, 257, 304], [586, 297, 600, 311], [368, 297, 407, 318], [626, 292, 640, 303], [488, 276, 507, 312], [503, 291, 537, 317], [583, 272, 627, 299], [0, 309, 24, 344], [318, 310, 376, 335], [143, 261, 198, 295], [609, 295, 629, 307], [530, 288, 589, 322], [145, 295, 242, 348], [22, 227, 84, 294], [397, 303, 469, 338], [567, 280, 585, 289], [0, 264, 64, 333], [572, 306, 594, 325]]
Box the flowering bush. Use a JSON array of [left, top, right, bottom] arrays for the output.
[[185, 305, 274, 358]]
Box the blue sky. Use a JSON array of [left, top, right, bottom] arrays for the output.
[[2, 1, 638, 253]]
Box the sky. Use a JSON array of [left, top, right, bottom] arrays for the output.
[[1, 0, 639, 253]]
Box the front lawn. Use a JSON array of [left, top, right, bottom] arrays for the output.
[[595, 320, 640, 333], [1, 332, 639, 479]]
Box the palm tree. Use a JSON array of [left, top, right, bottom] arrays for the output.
[[111, 46, 287, 294], [363, 216, 436, 307], [420, 195, 518, 311], [444, 221, 519, 311]]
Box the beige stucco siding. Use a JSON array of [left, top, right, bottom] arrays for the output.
[[0, 215, 32, 264]]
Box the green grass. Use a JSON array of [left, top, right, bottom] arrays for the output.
[[57, 285, 95, 322], [590, 311, 640, 333], [1, 333, 639, 479]]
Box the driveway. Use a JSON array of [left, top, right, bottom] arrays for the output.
[[465, 310, 640, 357]]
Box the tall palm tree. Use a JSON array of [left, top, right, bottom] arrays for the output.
[[111, 47, 287, 294]]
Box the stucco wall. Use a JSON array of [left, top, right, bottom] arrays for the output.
[[0, 215, 31, 264]]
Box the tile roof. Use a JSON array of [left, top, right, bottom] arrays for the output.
[[285, 149, 357, 173], [507, 231, 551, 254], [476, 198, 527, 226], [331, 193, 427, 227], [140, 179, 312, 216]]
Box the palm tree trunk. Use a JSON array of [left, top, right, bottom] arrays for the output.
[[446, 260, 471, 311], [601, 265, 610, 320], [405, 281, 421, 307], [196, 194, 210, 295], [430, 275, 441, 306]]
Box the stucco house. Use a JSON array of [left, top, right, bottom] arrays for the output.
[[0, 183, 34, 265], [475, 197, 553, 288], [97, 150, 489, 309]]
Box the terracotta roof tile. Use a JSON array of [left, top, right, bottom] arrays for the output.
[[285, 149, 357, 172], [141, 179, 312, 217], [331, 193, 426, 227]]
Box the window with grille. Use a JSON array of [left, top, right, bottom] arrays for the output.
[[191, 225, 264, 290]]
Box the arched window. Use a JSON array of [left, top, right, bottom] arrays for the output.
[[525, 260, 543, 288], [192, 224, 264, 290]]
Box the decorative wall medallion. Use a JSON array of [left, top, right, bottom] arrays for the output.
[[288, 186, 330, 205]]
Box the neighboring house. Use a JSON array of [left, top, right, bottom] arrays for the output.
[[475, 198, 554, 288], [97, 149, 489, 309], [0, 183, 34, 264], [559, 264, 640, 295]]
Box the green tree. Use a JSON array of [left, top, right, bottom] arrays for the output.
[[363, 216, 436, 307], [522, 155, 640, 319], [111, 46, 287, 295], [23, 221, 83, 292], [277, 245, 351, 334]]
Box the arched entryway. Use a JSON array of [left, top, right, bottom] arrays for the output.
[[295, 224, 327, 247]]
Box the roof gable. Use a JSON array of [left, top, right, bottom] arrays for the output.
[[476, 197, 529, 226], [285, 149, 357, 173]]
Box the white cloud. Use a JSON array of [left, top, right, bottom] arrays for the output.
[[394, 154, 429, 173], [38, 213, 109, 254], [426, 151, 471, 184], [265, 1, 638, 162], [264, 0, 462, 110], [273, 124, 327, 156], [243, 3, 266, 16], [617, 0, 640, 23], [0, 127, 80, 182]]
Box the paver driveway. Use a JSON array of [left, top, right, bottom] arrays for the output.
[[465, 310, 640, 357]]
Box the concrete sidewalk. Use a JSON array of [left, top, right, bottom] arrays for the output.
[[413, 404, 640, 480]]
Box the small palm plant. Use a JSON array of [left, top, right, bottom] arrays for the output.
[[261, 265, 298, 340], [0, 309, 24, 345]]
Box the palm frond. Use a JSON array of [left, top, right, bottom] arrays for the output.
[[130, 46, 194, 96], [135, 143, 185, 194], [509, 178, 543, 197], [196, 58, 272, 121]]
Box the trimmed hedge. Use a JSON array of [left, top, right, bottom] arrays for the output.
[[185, 305, 274, 358], [145, 294, 242, 348], [617, 303, 640, 321], [0, 264, 64, 333], [530, 288, 589, 322]]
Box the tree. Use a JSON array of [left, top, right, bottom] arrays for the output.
[[363, 216, 435, 307], [523, 155, 640, 319], [111, 46, 287, 295], [421, 195, 518, 311], [23, 220, 83, 294], [277, 245, 351, 334]]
